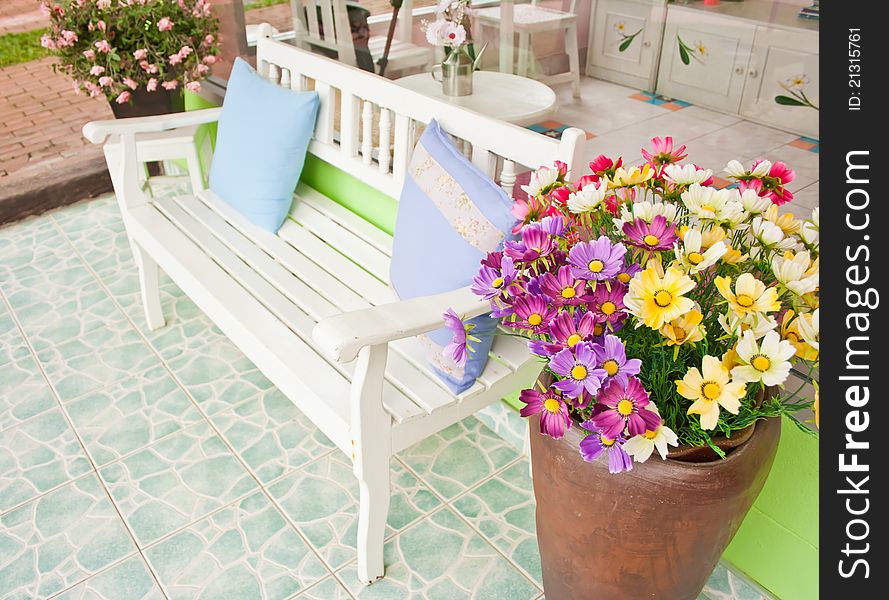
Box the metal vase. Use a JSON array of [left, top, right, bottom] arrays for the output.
[[432, 54, 473, 97]]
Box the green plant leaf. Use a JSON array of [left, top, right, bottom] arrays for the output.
[[679, 44, 690, 65], [774, 95, 807, 106], [619, 37, 634, 52]]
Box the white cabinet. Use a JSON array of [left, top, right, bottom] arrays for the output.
[[586, 0, 666, 91], [739, 27, 819, 138], [656, 9, 756, 113]]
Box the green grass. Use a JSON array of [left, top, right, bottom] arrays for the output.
[[245, 0, 291, 10], [0, 29, 51, 69]]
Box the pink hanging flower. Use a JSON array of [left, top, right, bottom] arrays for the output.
[[60, 30, 78, 45], [96, 20, 106, 32], [94, 39, 111, 53], [203, 34, 215, 46], [196, 64, 210, 75], [98, 76, 113, 87], [97, 0, 111, 8], [89, 65, 105, 76], [134, 48, 148, 60], [178, 46, 193, 58], [186, 81, 201, 92], [169, 53, 183, 66], [116, 91, 131, 104], [123, 77, 138, 90], [146, 78, 158, 92], [203, 55, 218, 65], [140, 61, 158, 74], [161, 80, 179, 90], [82, 49, 95, 60], [40, 34, 57, 50], [157, 17, 174, 31]]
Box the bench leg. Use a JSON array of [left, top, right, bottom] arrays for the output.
[[355, 449, 390, 584], [132, 242, 165, 330]]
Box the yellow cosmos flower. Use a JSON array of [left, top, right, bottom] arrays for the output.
[[721, 346, 741, 372], [779, 310, 818, 361], [660, 309, 705, 347], [677, 355, 747, 430], [813, 382, 820, 429], [715, 273, 781, 316], [609, 164, 655, 188], [764, 204, 801, 236], [720, 243, 747, 264], [625, 265, 695, 329]]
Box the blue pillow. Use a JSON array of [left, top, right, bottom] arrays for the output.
[[209, 58, 319, 232], [390, 120, 515, 394]]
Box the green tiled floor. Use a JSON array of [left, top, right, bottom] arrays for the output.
[[0, 189, 773, 599]]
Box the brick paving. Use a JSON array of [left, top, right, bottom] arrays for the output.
[[0, 0, 47, 36]]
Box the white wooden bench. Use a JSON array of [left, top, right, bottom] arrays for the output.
[[84, 26, 584, 584]]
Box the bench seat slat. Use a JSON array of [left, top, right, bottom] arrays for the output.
[[155, 197, 425, 424], [295, 184, 394, 257]]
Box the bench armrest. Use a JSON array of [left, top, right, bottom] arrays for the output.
[[82, 107, 223, 144], [313, 285, 489, 363]]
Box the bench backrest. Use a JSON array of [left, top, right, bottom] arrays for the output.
[[254, 25, 586, 201]]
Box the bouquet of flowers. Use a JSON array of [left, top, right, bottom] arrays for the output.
[[448, 137, 819, 473], [422, 0, 483, 65], [40, 0, 220, 105]]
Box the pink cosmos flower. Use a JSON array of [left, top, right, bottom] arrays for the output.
[[158, 17, 174, 31], [179, 46, 193, 58], [94, 40, 111, 53], [161, 80, 179, 90], [590, 377, 660, 439], [589, 154, 622, 178], [89, 65, 105, 76], [641, 136, 688, 167], [186, 81, 201, 92], [98, 76, 113, 87], [146, 78, 158, 92], [60, 30, 78, 45], [520, 387, 572, 439], [116, 91, 131, 104], [134, 48, 148, 60], [549, 186, 571, 206], [768, 161, 795, 185]]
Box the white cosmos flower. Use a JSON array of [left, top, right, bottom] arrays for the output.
[[724, 160, 747, 178], [681, 184, 745, 224], [800, 207, 819, 247], [623, 424, 680, 462], [663, 164, 713, 186], [612, 201, 678, 230], [811, 207, 819, 228], [797, 309, 819, 350], [751, 160, 772, 177], [675, 228, 726, 274], [520, 165, 559, 198], [738, 188, 771, 215], [750, 216, 796, 252], [567, 181, 607, 213], [731, 330, 795, 386], [719, 310, 778, 340], [772, 251, 819, 296]]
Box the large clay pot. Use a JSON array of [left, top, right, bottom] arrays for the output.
[[530, 411, 781, 600], [110, 87, 184, 119]]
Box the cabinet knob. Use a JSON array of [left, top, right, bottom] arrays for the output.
[[734, 66, 744, 75], [643, 40, 651, 48], [749, 69, 759, 78]]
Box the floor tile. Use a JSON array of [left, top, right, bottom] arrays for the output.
[[51, 555, 164, 600], [453, 461, 541, 585], [268, 452, 440, 570], [0, 354, 57, 433], [209, 391, 336, 484], [474, 400, 528, 454], [293, 575, 353, 599], [64, 365, 203, 467], [0, 474, 136, 599], [336, 507, 540, 599], [0, 303, 31, 369], [145, 491, 329, 600], [399, 416, 521, 500], [0, 409, 92, 513], [0, 213, 76, 283], [165, 337, 278, 416], [100, 421, 259, 547]]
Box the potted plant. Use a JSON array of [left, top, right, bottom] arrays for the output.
[[422, 0, 484, 96], [446, 139, 819, 599], [40, 0, 220, 117]]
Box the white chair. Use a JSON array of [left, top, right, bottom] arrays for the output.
[[290, 0, 433, 75], [475, 0, 581, 98]]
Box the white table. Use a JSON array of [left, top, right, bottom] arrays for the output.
[[395, 70, 557, 126]]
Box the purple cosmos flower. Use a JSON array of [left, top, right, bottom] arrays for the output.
[[539, 215, 566, 237], [504, 225, 555, 262], [568, 236, 626, 281], [622, 215, 678, 252], [504, 294, 555, 333], [549, 342, 607, 399], [442, 309, 475, 367], [588, 283, 628, 326], [590, 377, 660, 439], [519, 387, 572, 439], [528, 310, 600, 358], [471, 256, 516, 300], [593, 334, 642, 386], [539, 265, 586, 306], [615, 261, 642, 286], [578, 421, 633, 473]]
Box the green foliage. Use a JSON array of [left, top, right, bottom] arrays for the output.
[[0, 29, 51, 68]]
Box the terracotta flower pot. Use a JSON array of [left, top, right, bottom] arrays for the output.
[[530, 411, 781, 600], [110, 87, 184, 119]]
